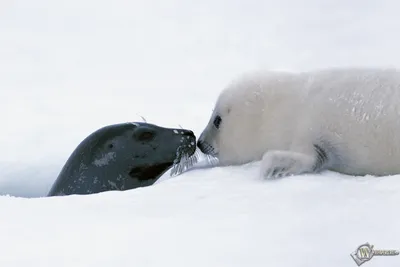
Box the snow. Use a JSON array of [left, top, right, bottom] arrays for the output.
[[1, 0, 400, 266]]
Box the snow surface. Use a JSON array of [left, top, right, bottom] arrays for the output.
[[1, 0, 400, 266]]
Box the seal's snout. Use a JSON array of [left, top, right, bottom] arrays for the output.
[[197, 140, 204, 151], [197, 139, 215, 155], [173, 128, 196, 155], [181, 129, 194, 136], [176, 129, 196, 145], [173, 128, 194, 138], [197, 133, 206, 153]]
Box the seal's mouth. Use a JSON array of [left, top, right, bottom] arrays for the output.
[[197, 140, 218, 157], [129, 162, 173, 182]]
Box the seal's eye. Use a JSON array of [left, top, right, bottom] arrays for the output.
[[213, 115, 222, 129], [137, 131, 155, 142]]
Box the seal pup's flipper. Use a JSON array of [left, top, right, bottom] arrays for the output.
[[261, 144, 329, 179]]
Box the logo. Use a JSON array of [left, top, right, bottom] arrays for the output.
[[350, 242, 399, 266]]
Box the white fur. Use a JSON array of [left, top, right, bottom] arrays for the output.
[[198, 67, 400, 178]]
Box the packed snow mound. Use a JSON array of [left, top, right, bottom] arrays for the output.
[[0, 163, 399, 267]]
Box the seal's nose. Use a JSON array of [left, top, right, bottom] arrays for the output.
[[182, 129, 194, 136], [187, 130, 194, 136], [197, 140, 205, 152]]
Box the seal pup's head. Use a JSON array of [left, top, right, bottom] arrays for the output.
[[197, 74, 274, 166]]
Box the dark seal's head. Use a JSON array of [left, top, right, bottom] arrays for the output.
[[47, 122, 196, 196]]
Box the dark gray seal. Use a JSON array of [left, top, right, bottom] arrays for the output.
[[47, 122, 196, 196]]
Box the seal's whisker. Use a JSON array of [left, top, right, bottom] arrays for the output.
[[205, 154, 218, 167], [199, 141, 217, 158], [137, 114, 147, 123], [170, 147, 200, 177]]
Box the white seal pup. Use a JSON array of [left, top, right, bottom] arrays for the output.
[[197, 67, 400, 179]]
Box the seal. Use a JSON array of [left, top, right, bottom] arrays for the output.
[[47, 122, 196, 196], [197, 67, 400, 179]]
